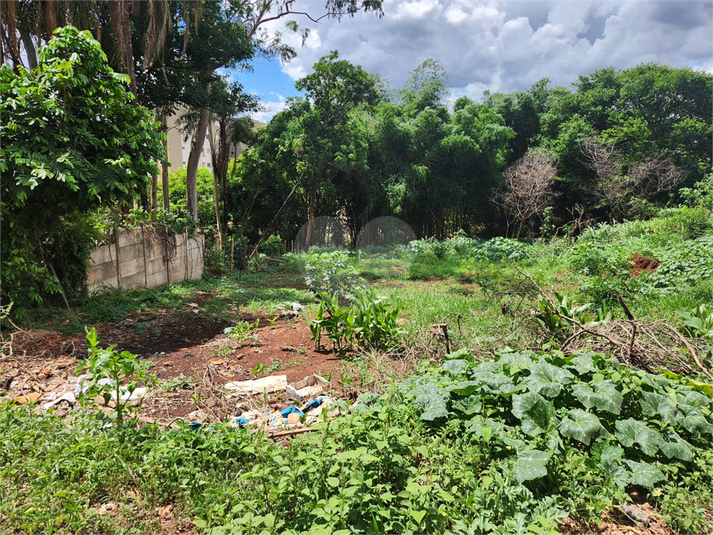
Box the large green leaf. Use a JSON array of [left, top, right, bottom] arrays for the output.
[[624, 459, 665, 488], [475, 371, 516, 394], [449, 381, 480, 396], [638, 391, 678, 423], [412, 383, 449, 421], [559, 409, 609, 445], [511, 450, 551, 484], [451, 394, 481, 416], [567, 353, 599, 375], [524, 362, 574, 398], [599, 444, 629, 488], [679, 390, 713, 409], [659, 430, 693, 461], [512, 392, 556, 435], [572, 380, 623, 415], [465, 417, 507, 439], [615, 418, 663, 456], [678, 405, 713, 435], [442, 359, 469, 377], [496, 351, 535, 375]]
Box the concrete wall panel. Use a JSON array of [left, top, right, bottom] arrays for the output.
[[87, 228, 203, 294]]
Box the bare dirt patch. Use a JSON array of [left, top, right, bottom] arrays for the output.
[[628, 253, 660, 277], [1, 308, 344, 422], [559, 503, 674, 535]]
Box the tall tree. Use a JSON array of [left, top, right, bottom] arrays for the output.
[[178, 0, 383, 222], [289, 51, 379, 247]]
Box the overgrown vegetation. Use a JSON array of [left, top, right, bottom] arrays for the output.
[[2, 348, 712, 534], [3, 201, 713, 534], [1, 24, 712, 531]]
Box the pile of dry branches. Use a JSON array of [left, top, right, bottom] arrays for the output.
[[522, 270, 712, 379]]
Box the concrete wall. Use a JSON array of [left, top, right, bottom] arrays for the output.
[[87, 228, 204, 294]]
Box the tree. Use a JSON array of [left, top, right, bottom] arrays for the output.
[[177, 0, 383, 222], [1, 0, 173, 97], [206, 84, 257, 250], [285, 51, 379, 247], [0, 27, 164, 314], [2, 1, 385, 223], [497, 150, 558, 239], [581, 136, 685, 221]]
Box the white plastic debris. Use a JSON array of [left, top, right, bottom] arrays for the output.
[[223, 375, 288, 394], [286, 374, 330, 402], [43, 391, 76, 410]]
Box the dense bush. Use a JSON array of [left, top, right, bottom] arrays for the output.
[[0, 27, 163, 317], [304, 250, 366, 300]]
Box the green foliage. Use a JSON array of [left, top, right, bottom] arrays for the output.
[[164, 166, 217, 228], [401, 348, 713, 528], [465, 237, 534, 262], [76, 328, 156, 432], [42, 212, 103, 305], [408, 236, 532, 263], [654, 206, 712, 239], [224, 318, 260, 343], [407, 252, 462, 280], [304, 250, 366, 300], [4, 349, 711, 535], [260, 235, 285, 257], [0, 27, 164, 315], [306, 288, 403, 354], [676, 305, 713, 339], [647, 235, 713, 289], [534, 294, 612, 340]]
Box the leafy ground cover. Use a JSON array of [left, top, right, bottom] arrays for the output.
[[2, 204, 713, 534]]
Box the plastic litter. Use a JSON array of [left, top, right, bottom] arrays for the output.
[[304, 397, 323, 410], [286, 374, 329, 402], [280, 406, 304, 417], [43, 391, 76, 410], [224, 375, 288, 394]]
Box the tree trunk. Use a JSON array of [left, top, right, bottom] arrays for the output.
[[121, 1, 137, 97], [207, 122, 223, 251], [185, 104, 211, 221], [150, 174, 158, 221], [109, 0, 137, 97], [18, 27, 37, 70], [160, 112, 170, 212], [305, 178, 316, 249]]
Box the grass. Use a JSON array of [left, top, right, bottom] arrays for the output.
[[4, 205, 713, 534], [19, 260, 315, 334]]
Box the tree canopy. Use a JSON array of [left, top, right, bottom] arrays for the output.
[[0, 26, 165, 312]]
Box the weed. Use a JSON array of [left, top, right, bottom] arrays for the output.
[[250, 362, 267, 379], [304, 250, 365, 300], [76, 328, 156, 434], [161, 373, 195, 392], [306, 288, 403, 355], [224, 318, 260, 343], [677, 304, 713, 339]]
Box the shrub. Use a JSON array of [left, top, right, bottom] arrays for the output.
[[304, 250, 365, 300], [306, 288, 403, 354], [261, 235, 285, 257]]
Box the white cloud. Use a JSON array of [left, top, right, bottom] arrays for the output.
[[251, 93, 287, 123], [393, 0, 442, 20], [263, 0, 712, 105]]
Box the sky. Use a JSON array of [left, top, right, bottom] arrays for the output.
[[234, 0, 713, 123]]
